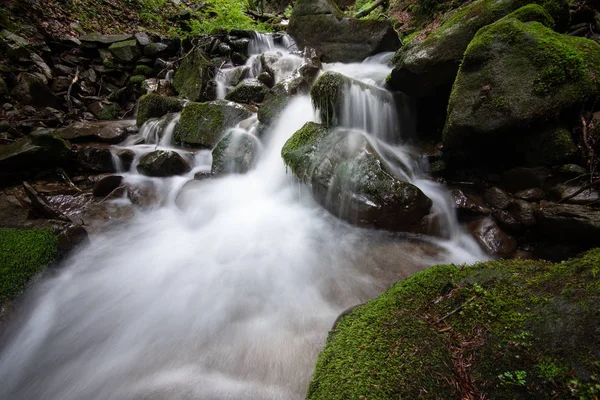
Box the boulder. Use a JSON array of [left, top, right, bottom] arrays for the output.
[[535, 201, 600, 241], [136, 93, 184, 126], [54, 120, 134, 143], [75, 143, 116, 173], [451, 189, 492, 216], [173, 47, 216, 102], [79, 33, 133, 45], [0, 29, 32, 60], [108, 39, 141, 63], [211, 130, 259, 175], [173, 100, 252, 148], [483, 187, 512, 209], [11, 73, 62, 109], [0, 131, 71, 171], [468, 217, 518, 256], [387, 0, 570, 97], [225, 78, 269, 104], [288, 0, 400, 62], [136, 150, 191, 177], [88, 101, 121, 120], [92, 175, 123, 197], [282, 122, 432, 232], [143, 42, 169, 57], [443, 19, 600, 163]]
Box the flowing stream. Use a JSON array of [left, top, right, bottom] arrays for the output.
[[0, 34, 485, 400]]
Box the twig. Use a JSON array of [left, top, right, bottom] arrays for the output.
[[558, 179, 600, 203], [66, 66, 80, 112], [436, 296, 477, 324]]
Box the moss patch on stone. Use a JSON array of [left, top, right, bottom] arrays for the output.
[[0, 228, 58, 302], [308, 248, 600, 399], [281, 121, 327, 178], [134, 65, 154, 77], [136, 93, 183, 126], [173, 47, 215, 102], [310, 72, 346, 128]]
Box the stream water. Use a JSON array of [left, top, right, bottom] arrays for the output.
[[0, 34, 485, 400]]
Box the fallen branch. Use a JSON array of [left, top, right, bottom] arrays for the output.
[[558, 178, 600, 203], [22, 181, 73, 223], [355, 0, 388, 18], [66, 66, 80, 112]]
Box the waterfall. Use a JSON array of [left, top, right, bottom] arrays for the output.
[[0, 33, 485, 400]]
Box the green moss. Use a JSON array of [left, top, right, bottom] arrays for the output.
[[505, 4, 555, 28], [134, 65, 154, 77], [103, 58, 115, 68], [129, 75, 146, 85], [310, 72, 347, 128], [0, 228, 58, 302], [136, 93, 183, 126], [281, 122, 327, 176], [308, 249, 600, 399], [173, 47, 214, 102]]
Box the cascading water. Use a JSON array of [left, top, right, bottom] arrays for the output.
[[0, 33, 485, 400]]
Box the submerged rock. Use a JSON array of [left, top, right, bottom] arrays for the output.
[[136, 150, 191, 177], [307, 249, 600, 399], [211, 130, 259, 175], [282, 122, 432, 232]]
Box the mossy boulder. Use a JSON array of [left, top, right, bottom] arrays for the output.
[[387, 0, 570, 97], [136, 150, 191, 177], [173, 100, 252, 148], [88, 101, 121, 120], [0, 228, 58, 302], [443, 19, 600, 165], [173, 47, 216, 102], [524, 126, 577, 166], [224, 78, 269, 104], [282, 122, 432, 232], [134, 64, 154, 77], [211, 130, 259, 175], [308, 248, 600, 399], [0, 131, 71, 170], [136, 93, 184, 126], [288, 0, 400, 62], [108, 39, 141, 63]]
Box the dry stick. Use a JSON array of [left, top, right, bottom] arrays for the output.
[[558, 178, 600, 203], [66, 66, 80, 112], [355, 0, 388, 18], [436, 296, 477, 324]]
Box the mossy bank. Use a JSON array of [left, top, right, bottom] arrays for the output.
[[308, 249, 600, 399]]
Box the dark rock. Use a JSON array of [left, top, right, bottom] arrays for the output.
[[143, 42, 169, 57], [0, 131, 71, 172], [75, 143, 116, 173], [144, 78, 176, 96], [535, 201, 600, 241], [0, 77, 7, 97], [483, 187, 512, 210], [92, 175, 123, 197], [50, 76, 71, 92], [549, 183, 600, 205], [53, 64, 74, 76], [225, 78, 269, 104], [108, 39, 141, 63], [231, 52, 248, 66], [229, 38, 250, 54], [515, 188, 545, 202], [137, 150, 191, 177], [493, 209, 522, 232], [54, 120, 133, 143], [0, 29, 32, 60], [174, 100, 252, 148], [136, 93, 183, 126], [451, 189, 492, 215], [114, 148, 135, 171], [508, 200, 537, 228], [11, 73, 62, 109], [288, 0, 400, 62], [257, 72, 274, 88], [502, 167, 551, 193], [468, 217, 517, 257], [31, 54, 53, 81], [211, 131, 259, 175], [173, 47, 215, 102], [79, 33, 133, 45], [88, 101, 121, 120]]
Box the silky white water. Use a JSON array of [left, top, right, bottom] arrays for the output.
[[0, 35, 485, 400]]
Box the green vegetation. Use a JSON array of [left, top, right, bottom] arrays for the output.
[[308, 249, 600, 399], [134, 65, 154, 77], [189, 0, 271, 34], [0, 228, 58, 302]]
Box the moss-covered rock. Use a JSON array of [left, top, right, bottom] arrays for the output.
[[88, 101, 121, 120], [136, 93, 184, 126], [0, 131, 71, 169], [173, 100, 252, 148], [173, 47, 216, 102], [282, 122, 432, 232], [443, 19, 600, 164], [108, 39, 141, 63], [211, 130, 259, 175], [525, 126, 577, 166], [134, 64, 154, 77], [136, 150, 191, 177], [0, 228, 58, 302], [224, 78, 269, 104], [308, 248, 600, 399], [387, 0, 569, 97]]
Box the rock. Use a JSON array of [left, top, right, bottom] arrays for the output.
[[483, 187, 512, 209], [493, 209, 522, 232], [225, 78, 269, 104], [387, 1, 570, 97], [136, 93, 184, 126], [0, 131, 71, 171], [11, 73, 62, 109], [288, 0, 400, 62], [469, 217, 517, 256], [173, 47, 215, 102], [143, 42, 169, 57], [307, 249, 600, 399], [108, 39, 141, 63], [79, 33, 133, 45], [211, 130, 259, 175], [92, 175, 123, 197], [75, 143, 116, 173], [134, 65, 154, 77], [0, 77, 7, 97], [144, 78, 176, 96], [549, 183, 600, 205], [257, 72, 274, 88], [231, 52, 248, 66], [444, 19, 600, 163], [127, 181, 161, 208], [134, 32, 152, 47], [114, 148, 135, 171], [31, 53, 53, 81], [229, 38, 250, 54], [54, 120, 133, 143], [508, 199, 537, 228], [0, 29, 32, 60], [502, 167, 551, 193], [535, 201, 600, 241], [50, 76, 72, 92], [88, 101, 121, 120], [282, 122, 432, 232], [174, 100, 252, 148], [524, 126, 577, 166], [515, 188, 545, 201], [451, 189, 492, 215], [137, 150, 191, 177]]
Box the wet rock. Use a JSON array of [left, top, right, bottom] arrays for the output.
[[493, 209, 522, 232], [92, 175, 123, 197], [225, 78, 269, 104], [173, 47, 215, 102], [451, 189, 492, 216], [54, 120, 133, 143], [136, 93, 184, 126], [88, 101, 122, 120], [282, 122, 432, 232], [211, 131, 259, 175], [137, 150, 191, 177], [0, 131, 71, 172], [114, 148, 135, 171], [257, 72, 274, 88], [515, 188, 545, 202], [508, 200, 537, 228], [11, 73, 62, 109], [229, 38, 250, 54], [535, 201, 600, 241], [549, 183, 600, 205], [80, 33, 133, 45], [174, 100, 252, 148], [468, 217, 517, 257], [288, 0, 400, 62], [109, 39, 141, 63], [231, 52, 248, 66], [75, 143, 116, 173], [143, 78, 176, 97], [483, 187, 512, 210]]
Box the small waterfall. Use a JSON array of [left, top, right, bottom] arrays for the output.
[[248, 31, 275, 54]]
